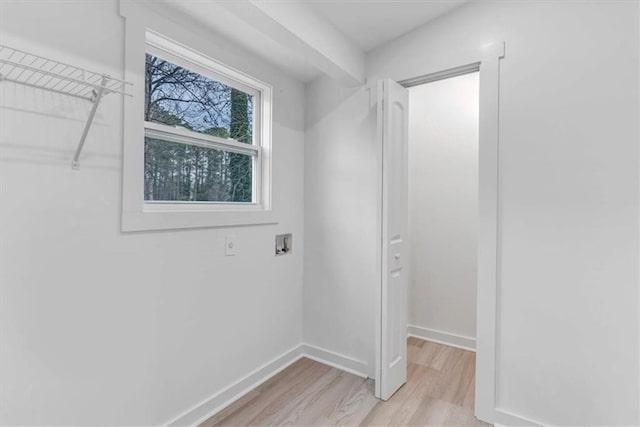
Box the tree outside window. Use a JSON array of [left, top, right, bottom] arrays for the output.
[[144, 54, 254, 203]]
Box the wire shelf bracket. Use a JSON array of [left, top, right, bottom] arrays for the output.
[[0, 44, 133, 169]]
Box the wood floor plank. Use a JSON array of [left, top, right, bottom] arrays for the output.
[[200, 338, 491, 427], [204, 359, 314, 426], [386, 377, 433, 425], [359, 362, 429, 425], [211, 359, 331, 426], [440, 351, 475, 407], [407, 337, 424, 348], [411, 340, 437, 366], [431, 345, 463, 372], [323, 378, 378, 426], [279, 370, 364, 426], [264, 369, 348, 426], [406, 396, 451, 426], [247, 362, 335, 426], [406, 343, 422, 364], [462, 374, 476, 410], [200, 389, 261, 427]]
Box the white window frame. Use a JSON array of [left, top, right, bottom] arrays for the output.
[[121, 8, 274, 232]]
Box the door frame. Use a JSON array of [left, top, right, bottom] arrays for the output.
[[373, 41, 505, 424]]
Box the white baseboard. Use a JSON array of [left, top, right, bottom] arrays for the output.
[[165, 343, 369, 426], [163, 339, 540, 427], [302, 343, 369, 378], [494, 408, 543, 426], [408, 325, 476, 352], [165, 344, 304, 426]]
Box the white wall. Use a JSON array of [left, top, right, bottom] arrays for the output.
[[303, 76, 377, 376], [368, 2, 639, 424], [407, 73, 478, 347], [305, 1, 639, 425], [0, 1, 305, 425]]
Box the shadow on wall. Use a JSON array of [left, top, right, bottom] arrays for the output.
[[0, 1, 125, 77], [303, 73, 379, 377], [0, 82, 120, 170], [305, 75, 370, 129]]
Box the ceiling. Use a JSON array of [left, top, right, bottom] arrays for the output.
[[159, 1, 324, 82], [305, 0, 469, 52], [160, 0, 470, 82]]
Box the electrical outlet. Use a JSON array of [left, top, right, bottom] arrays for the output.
[[225, 234, 237, 256]]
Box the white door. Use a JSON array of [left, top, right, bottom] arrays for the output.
[[377, 79, 409, 400]]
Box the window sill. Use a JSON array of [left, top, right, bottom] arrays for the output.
[[144, 202, 266, 212], [121, 209, 277, 232]]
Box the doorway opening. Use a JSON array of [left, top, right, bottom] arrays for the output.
[[375, 41, 504, 426], [404, 71, 481, 420], [407, 72, 480, 351]]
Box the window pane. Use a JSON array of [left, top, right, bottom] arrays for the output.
[[144, 137, 253, 203], [145, 54, 254, 144]]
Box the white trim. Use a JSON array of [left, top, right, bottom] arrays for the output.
[[302, 343, 369, 379], [144, 122, 260, 156], [407, 325, 476, 352], [143, 201, 265, 213], [373, 40, 505, 425], [164, 343, 369, 427], [374, 78, 384, 398], [475, 42, 504, 425], [494, 408, 544, 427], [637, 2, 640, 423], [398, 62, 480, 87]]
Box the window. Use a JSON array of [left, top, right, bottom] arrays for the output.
[[144, 49, 258, 204], [121, 24, 273, 231]]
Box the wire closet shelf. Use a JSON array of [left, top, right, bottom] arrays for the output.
[[0, 43, 133, 169]]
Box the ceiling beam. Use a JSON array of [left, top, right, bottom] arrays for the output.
[[218, 0, 365, 86]]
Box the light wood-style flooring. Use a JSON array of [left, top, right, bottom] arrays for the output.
[[200, 337, 491, 426]]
